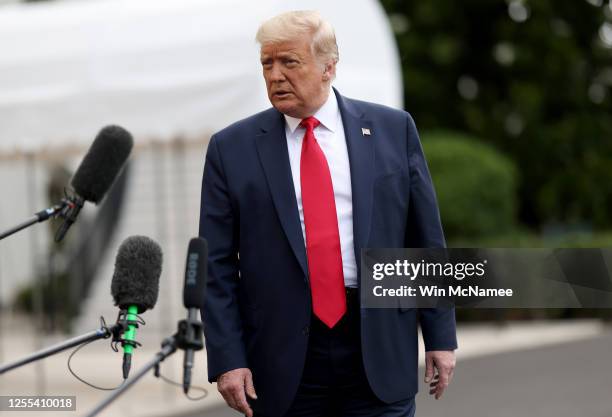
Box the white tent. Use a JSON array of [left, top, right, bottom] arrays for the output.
[[0, 0, 402, 153], [0, 0, 402, 313]]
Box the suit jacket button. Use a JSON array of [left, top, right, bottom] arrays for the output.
[[302, 325, 309, 336]]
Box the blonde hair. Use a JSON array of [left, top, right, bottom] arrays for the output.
[[256, 10, 339, 65]]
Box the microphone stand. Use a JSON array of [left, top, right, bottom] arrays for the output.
[[0, 194, 84, 241], [0, 317, 125, 375], [83, 315, 204, 417]]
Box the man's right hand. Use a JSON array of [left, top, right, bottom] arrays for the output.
[[217, 368, 258, 417]]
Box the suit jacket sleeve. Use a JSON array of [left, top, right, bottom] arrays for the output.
[[404, 114, 458, 352], [199, 134, 248, 381]]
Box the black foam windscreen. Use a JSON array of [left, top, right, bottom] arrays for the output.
[[71, 125, 134, 204], [183, 237, 208, 310], [111, 236, 162, 313]]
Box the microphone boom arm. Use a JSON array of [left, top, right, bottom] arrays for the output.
[[84, 314, 204, 417], [0, 193, 85, 242], [0, 202, 66, 241], [0, 318, 122, 375]]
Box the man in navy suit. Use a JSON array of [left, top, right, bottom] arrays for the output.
[[200, 10, 457, 417]]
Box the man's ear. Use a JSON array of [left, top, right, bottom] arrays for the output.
[[322, 61, 335, 81]]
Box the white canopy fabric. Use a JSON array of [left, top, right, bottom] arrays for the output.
[[0, 0, 402, 153]]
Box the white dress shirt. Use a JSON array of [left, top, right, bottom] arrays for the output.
[[284, 92, 358, 288]]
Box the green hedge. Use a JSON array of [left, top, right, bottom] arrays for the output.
[[450, 231, 612, 248], [422, 130, 518, 240]]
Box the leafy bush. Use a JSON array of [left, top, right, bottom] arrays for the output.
[[450, 231, 612, 248], [422, 130, 518, 240]]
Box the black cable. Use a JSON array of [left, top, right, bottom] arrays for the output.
[[156, 370, 208, 401], [67, 339, 125, 391]]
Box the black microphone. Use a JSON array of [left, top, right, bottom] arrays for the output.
[[55, 125, 133, 242], [182, 237, 207, 394], [111, 236, 162, 379]]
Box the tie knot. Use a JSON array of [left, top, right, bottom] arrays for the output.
[[300, 116, 320, 132]]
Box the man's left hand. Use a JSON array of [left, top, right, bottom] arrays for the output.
[[425, 350, 456, 400]]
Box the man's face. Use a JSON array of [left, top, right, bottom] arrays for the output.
[[260, 37, 333, 119]]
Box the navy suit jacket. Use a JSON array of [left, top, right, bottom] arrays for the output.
[[199, 89, 457, 416]]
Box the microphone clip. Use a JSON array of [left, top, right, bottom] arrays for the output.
[[110, 309, 144, 352], [54, 190, 85, 242], [175, 317, 204, 352]]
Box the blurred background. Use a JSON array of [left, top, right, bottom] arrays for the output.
[[0, 0, 610, 416]]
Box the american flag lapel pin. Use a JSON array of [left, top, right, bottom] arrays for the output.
[[361, 127, 371, 136]]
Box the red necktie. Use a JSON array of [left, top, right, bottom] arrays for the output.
[[299, 116, 346, 328]]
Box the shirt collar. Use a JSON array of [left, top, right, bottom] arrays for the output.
[[284, 90, 338, 134]]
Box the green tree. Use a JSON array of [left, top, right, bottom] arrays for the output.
[[381, 0, 612, 230]]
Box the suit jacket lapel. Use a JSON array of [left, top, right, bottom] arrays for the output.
[[335, 89, 375, 269], [255, 111, 309, 279]]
